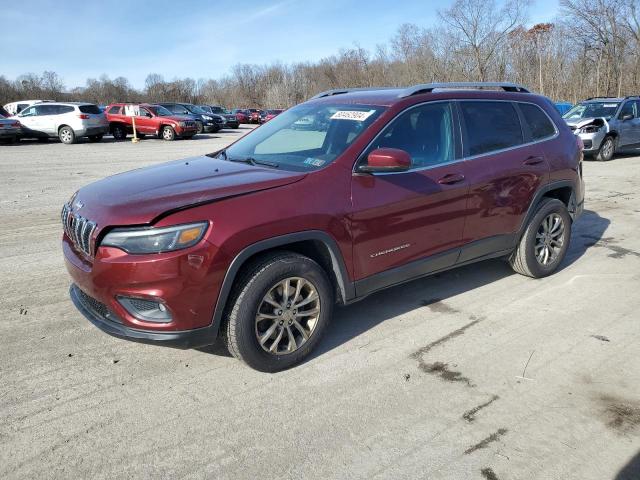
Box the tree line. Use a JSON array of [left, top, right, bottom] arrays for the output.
[[1, 0, 639, 109]]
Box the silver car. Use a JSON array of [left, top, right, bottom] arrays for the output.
[[12, 102, 109, 144], [0, 115, 22, 143], [563, 96, 640, 161]]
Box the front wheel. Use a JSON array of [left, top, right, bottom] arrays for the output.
[[161, 126, 176, 141], [222, 252, 334, 372], [596, 136, 615, 161], [58, 126, 76, 144], [195, 121, 203, 134], [509, 198, 571, 278]]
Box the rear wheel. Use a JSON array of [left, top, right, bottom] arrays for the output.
[[161, 126, 176, 141], [58, 126, 76, 144], [88, 134, 103, 143], [596, 136, 615, 161], [222, 252, 333, 372], [509, 198, 571, 278], [111, 124, 127, 141]]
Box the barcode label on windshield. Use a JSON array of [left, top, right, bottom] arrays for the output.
[[330, 110, 376, 121]]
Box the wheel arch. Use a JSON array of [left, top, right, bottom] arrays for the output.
[[519, 180, 576, 236], [210, 231, 354, 338]]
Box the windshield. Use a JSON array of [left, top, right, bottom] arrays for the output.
[[210, 106, 226, 113], [185, 105, 207, 115], [148, 105, 175, 116], [563, 102, 620, 120], [222, 103, 385, 171]]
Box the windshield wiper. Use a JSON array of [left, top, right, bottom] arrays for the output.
[[228, 156, 279, 168]]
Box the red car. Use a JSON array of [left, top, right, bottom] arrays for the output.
[[247, 108, 261, 124], [231, 109, 249, 123], [105, 103, 198, 141], [260, 109, 284, 123], [63, 82, 584, 371]]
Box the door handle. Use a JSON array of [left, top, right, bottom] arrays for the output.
[[523, 156, 544, 166], [438, 173, 465, 185]]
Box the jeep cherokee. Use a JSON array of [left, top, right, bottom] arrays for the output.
[[62, 82, 584, 372]]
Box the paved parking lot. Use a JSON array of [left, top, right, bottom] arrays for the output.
[[1, 131, 639, 480]]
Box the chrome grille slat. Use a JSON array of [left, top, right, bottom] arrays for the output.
[[61, 203, 97, 256]]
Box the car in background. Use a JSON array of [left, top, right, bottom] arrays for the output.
[[231, 109, 249, 123], [0, 115, 21, 143], [554, 102, 573, 115], [260, 109, 284, 123], [247, 108, 262, 124], [198, 105, 240, 129], [0, 106, 11, 117], [159, 103, 223, 133], [563, 96, 640, 161], [12, 102, 108, 144], [105, 103, 198, 141], [3, 99, 55, 116]]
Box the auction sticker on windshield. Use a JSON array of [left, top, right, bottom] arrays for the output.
[[330, 110, 376, 121]]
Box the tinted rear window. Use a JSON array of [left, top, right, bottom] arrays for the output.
[[79, 105, 102, 114], [460, 101, 524, 156], [519, 103, 556, 140]]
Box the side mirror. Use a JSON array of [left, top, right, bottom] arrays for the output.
[[358, 148, 412, 173], [621, 114, 634, 121]]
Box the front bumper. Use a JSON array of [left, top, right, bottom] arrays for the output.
[[63, 234, 227, 346], [575, 129, 606, 153], [70, 284, 216, 348]]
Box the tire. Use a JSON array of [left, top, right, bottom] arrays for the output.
[[161, 126, 176, 141], [195, 121, 203, 134], [595, 135, 615, 161], [222, 252, 334, 372], [88, 134, 103, 143], [509, 198, 571, 278], [58, 126, 76, 144], [111, 124, 127, 141]]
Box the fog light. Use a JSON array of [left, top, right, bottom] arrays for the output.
[[117, 296, 172, 323]]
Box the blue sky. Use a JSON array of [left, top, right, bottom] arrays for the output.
[[0, 0, 560, 89]]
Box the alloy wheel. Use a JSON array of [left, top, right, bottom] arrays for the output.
[[255, 277, 320, 355], [535, 213, 565, 265]]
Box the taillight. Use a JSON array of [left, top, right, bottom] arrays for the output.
[[11, 121, 21, 127], [78, 114, 90, 119]]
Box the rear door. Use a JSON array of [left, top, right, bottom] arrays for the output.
[[617, 100, 640, 147], [350, 101, 468, 289], [457, 100, 551, 261]]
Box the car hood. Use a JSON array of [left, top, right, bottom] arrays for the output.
[[564, 117, 609, 127], [72, 156, 306, 227]]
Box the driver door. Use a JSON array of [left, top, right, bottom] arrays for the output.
[[135, 107, 155, 134], [349, 101, 468, 293]]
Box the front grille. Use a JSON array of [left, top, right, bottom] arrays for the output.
[[184, 121, 196, 128], [74, 286, 122, 324], [61, 203, 97, 256]]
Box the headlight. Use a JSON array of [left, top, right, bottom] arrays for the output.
[[578, 125, 602, 134], [101, 222, 209, 254], [202, 115, 213, 120]]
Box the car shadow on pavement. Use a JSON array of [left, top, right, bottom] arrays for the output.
[[614, 451, 640, 480], [563, 209, 610, 267]]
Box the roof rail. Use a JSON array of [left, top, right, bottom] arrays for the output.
[[400, 82, 530, 97], [585, 96, 620, 100], [309, 87, 397, 100]]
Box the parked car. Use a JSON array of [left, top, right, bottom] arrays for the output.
[[260, 109, 284, 123], [159, 103, 223, 133], [13, 102, 108, 144], [105, 103, 198, 141], [563, 96, 640, 161], [0, 115, 22, 143], [0, 106, 11, 117], [62, 82, 584, 372], [247, 108, 262, 124], [554, 102, 573, 115], [3, 99, 55, 116], [199, 105, 240, 129], [231, 109, 250, 123]]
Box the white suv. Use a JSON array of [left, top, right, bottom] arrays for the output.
[[13, 102, 109, 144]]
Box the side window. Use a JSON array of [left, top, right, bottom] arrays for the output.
[[366, 102, 455, 169], [138, 107, 151, 117], [20, 106, 38, 117], [519, 103, 556, 140], [108, 106, 121, 114], [619, 101, 635, 118], [17, 104, 28, 113], [57, 105, 75, 115], [460, 101, 524, 156]]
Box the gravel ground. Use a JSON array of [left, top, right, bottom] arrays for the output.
[[0, 131, 639, 480]]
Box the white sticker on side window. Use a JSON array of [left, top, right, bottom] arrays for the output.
[[330, 109, 376, 121], [603, 104, 618, 108]]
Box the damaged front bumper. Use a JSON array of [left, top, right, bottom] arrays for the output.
[[567, 117, 608, 153]]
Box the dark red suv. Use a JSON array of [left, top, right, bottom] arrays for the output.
[[106, 103, 198, 141], [63, 82, 584, 371]]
